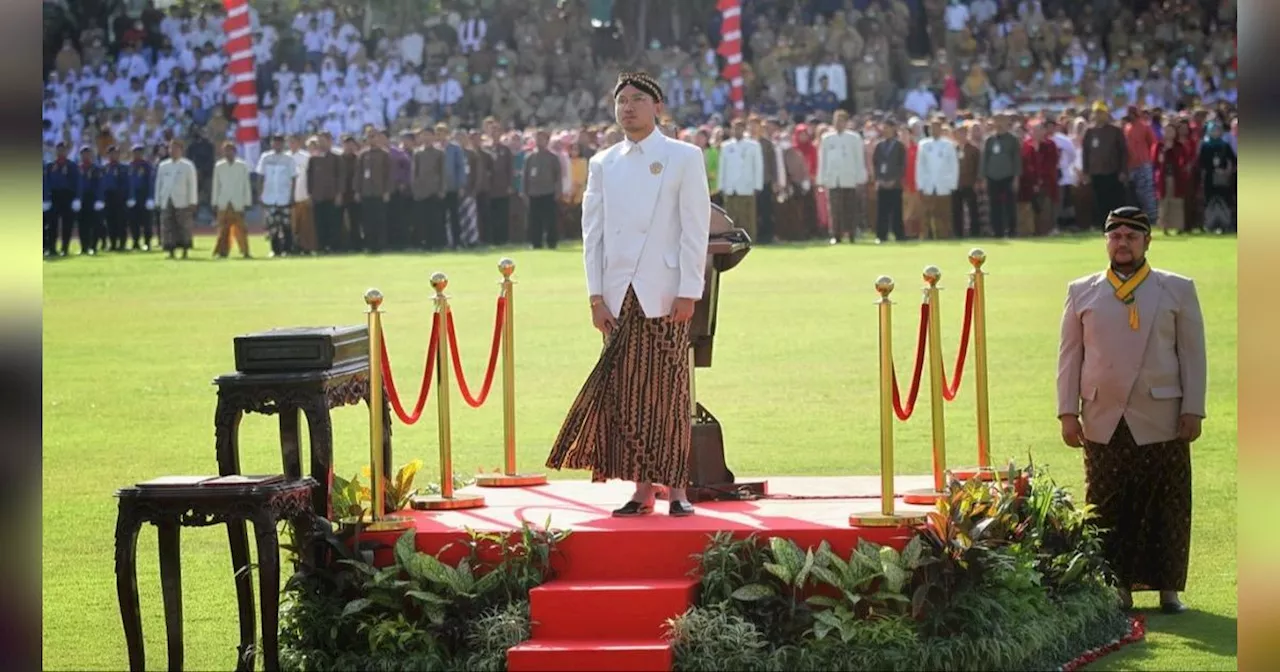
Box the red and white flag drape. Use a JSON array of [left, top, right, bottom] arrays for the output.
[[716, 0, 745, 115], [222, 0, 260, 165]]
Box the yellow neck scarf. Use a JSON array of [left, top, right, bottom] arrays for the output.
[[1106, 261, 1151, 331]]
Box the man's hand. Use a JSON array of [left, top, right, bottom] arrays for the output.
[[1178, 414, 1203, 443], [671, 297, 696, 323], [591, 301, 617, 335], [1060, 414, 1085, 448]]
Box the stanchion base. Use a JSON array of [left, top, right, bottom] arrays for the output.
[[475, 472, 548, 488], [848, 511, 927, 528], [951, 466, 997, 482], [902, 488, 946, 506], [338, 513, 415, 533], [410, 494, 487, 511]]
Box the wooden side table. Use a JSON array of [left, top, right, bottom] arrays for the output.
[[114, 477, 316, 672], [212, 360, 394, 642]]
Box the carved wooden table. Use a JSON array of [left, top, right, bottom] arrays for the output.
[[211, 362, 393, 669], [114, 477, 316, 672]]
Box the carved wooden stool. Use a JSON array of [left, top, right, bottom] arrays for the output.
[[114, 476, 316, 672]]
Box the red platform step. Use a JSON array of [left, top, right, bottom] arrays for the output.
[[509, 578, 698, 671], [530, 579, 699, 640]]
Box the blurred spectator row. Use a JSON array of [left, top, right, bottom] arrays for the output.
[[42, 0, 1236, 257]]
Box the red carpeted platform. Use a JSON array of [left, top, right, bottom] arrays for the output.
[[363, 476, 935, 672]]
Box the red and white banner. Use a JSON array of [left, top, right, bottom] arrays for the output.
[[222, 0, 260, 164], [716, 0, 745, 115]]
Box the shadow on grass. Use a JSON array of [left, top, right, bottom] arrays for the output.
[[1086, 607, 1238, 670]]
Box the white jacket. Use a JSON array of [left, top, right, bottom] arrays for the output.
[[817, 130, 867, 189], [716, 137, 764, 196], [154, 157, 199, 209], [582, 128, 712, 319], [915, 137, 959, 196]]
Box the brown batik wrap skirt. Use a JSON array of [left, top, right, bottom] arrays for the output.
[[546, 286, 693, 487], [1083, 418, 1193, 592], [158, 203, 194, 250]]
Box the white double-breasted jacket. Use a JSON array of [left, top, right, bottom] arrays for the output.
[[582, 128, 712, 319]]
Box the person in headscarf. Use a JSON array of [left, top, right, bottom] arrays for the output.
[[1153, 125, 1192, 236], [1197, 120, 1236, 233], [780, 122, 819, 241]]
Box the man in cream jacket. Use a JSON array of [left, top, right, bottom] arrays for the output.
[[211, 141, 253, 258], [154, 137, 199, 259], [817, 109, 868, 244], [914, 117, 960, 239]]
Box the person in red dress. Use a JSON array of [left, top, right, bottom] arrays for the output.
[[1152, 128, 1192, 235]]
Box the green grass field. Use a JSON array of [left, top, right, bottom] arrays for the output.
[[42, 233, 1237, 670]]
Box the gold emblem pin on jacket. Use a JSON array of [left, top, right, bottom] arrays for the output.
[[650, 161, 662, 175]]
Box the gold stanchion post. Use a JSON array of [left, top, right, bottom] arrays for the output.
[[477, 258, 547, 488], [357, 289, 413, 532], [850, 276, 926, 528], [904, 266, 948, 505], [953, 248, 995, 481], [412, 273, 486, 511]]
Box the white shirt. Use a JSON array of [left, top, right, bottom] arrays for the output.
[[400, 32, 424, 66], [971, 0, 999, 23], [914, 137, 960, 196], [904, 89, 939, 118], [717, 137, 765, 196], [794, 63, 848, 100], [945, 4, 971, 31], [293, 151, 311, 201], [1051, 132, 1077, 186], [817, 129, 868, 189], [256, 150, 297, 206]]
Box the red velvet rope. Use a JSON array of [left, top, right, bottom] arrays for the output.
[[447, 295, 506, 408], [891, 303, 930, 421], [941, 286, 976, 402], [1060, 614, 1146, 671], [380, 314, 439, 425]]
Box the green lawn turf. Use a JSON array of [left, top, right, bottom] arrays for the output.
[[41, 233, 1237, 670]]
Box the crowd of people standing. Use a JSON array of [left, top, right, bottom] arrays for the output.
[[42, 0, 1238, 259]]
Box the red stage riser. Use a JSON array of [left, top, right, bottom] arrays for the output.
[[365, 524, 917, 581], [353, 479, 935, 672], [528, 579, 698, 641]]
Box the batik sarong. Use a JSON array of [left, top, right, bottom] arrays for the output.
[[546, 287, 693, 487], [1083, 418, 1192, 592]]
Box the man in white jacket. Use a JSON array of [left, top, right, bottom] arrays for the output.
[[915, 117, 960, 239], [211, 141, 253, 258], [546, 71, 711, 518], [154, 138, 199, 259], [817, 109, 867, 244], [717, 118, 764, 240]]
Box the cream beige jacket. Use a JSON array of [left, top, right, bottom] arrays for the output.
[[1057, 267, 1208, 445]]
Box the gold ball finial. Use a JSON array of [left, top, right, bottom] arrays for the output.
[[364, 288, 384, 309], [498, 257, 515, 278], [430, 272, 449, 294], [969, 248, 987, 269], [923, 265, 942, 286], [875, 275, 895, 298]]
